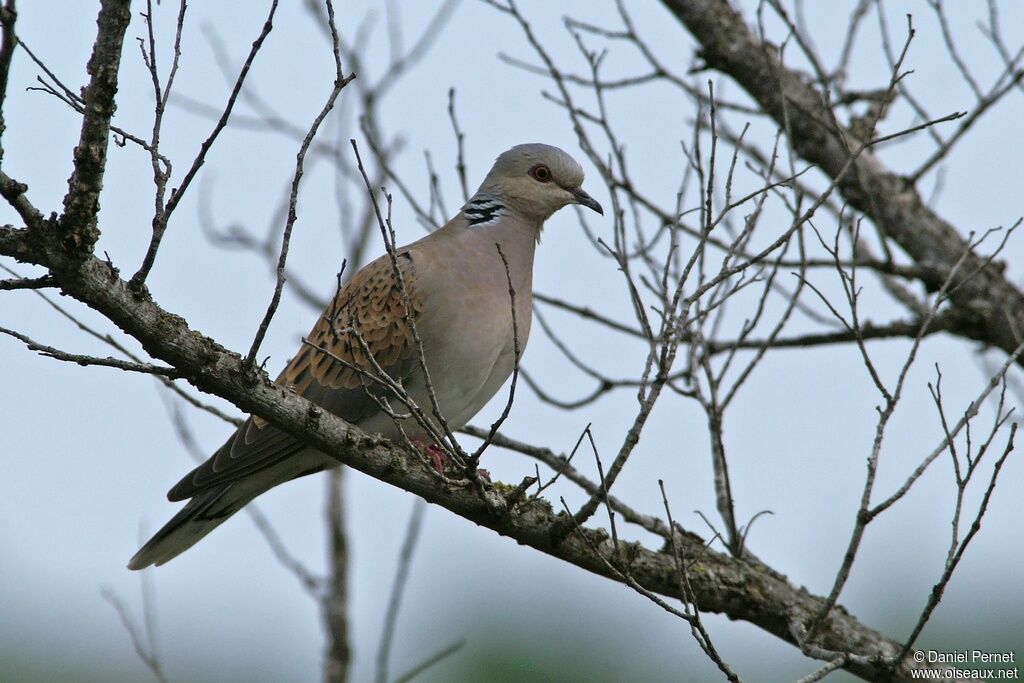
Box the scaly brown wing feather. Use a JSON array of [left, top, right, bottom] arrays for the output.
[[168, 252, 423, 501]]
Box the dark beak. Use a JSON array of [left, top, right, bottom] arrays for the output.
[[570, 187, 603, 215]]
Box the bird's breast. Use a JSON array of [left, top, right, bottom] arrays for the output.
[[407, 234, 534, 430]]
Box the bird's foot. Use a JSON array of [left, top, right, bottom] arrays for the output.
[[412, 439, 448, 473], [410, 441, 493, 486]]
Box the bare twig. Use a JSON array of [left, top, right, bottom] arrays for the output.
[[468, 243, 521, 462], [895, 419, 1017, 663], [0, 325, 181, 376], [132, 0, 280, 286], [244, 0, 354, 367], [659, 480, 739, 682], [390, 640, 466, 683], [376, 499, 426, 683], [447, 87, 469, 202], [324, 465, 351, 683], [102, 587, 171, 683]]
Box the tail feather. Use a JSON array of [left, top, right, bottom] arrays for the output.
[[127, 484, 251, 570], [129, 448, 332, 570]]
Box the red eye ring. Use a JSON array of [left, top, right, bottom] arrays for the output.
[[530, 164, 552, 183]]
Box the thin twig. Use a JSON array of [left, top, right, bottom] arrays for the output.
[[390, 640, 466, 683], [376, 499, 426, 683], [132, 0, 281, 286], [101, 588, 171, 683], [244, 1, 355, 367]]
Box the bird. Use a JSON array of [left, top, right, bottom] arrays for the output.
[[128, 143, 603, 569]]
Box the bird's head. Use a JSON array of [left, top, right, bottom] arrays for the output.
[[478, 143, 603, 221]]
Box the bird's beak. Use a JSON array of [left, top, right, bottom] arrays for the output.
[[570, 187, 603, 215]]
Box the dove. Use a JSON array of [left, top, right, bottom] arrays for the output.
[[128, 143, 602, 569]]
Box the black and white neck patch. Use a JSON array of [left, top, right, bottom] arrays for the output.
[[462, 195, 506, 227]]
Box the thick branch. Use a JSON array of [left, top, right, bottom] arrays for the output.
[[0, 0, 18, 164], [57, 0, 131, 258]]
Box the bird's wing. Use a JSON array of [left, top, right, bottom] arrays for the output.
[[167, 251, 424, 502]]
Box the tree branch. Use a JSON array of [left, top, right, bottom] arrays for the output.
[[661, 0, 1024, 364], [57, 0, 131, 259]]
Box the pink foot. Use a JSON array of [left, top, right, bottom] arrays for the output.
[[412, 439, 447, 473]]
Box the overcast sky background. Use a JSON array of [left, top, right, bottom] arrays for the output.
[[2, 2, 1023, 682]]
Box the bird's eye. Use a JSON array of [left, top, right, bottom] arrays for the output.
[[530, 164, 552, 183]]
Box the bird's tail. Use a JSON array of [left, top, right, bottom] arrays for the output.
[[127, 483, 255, 570]]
